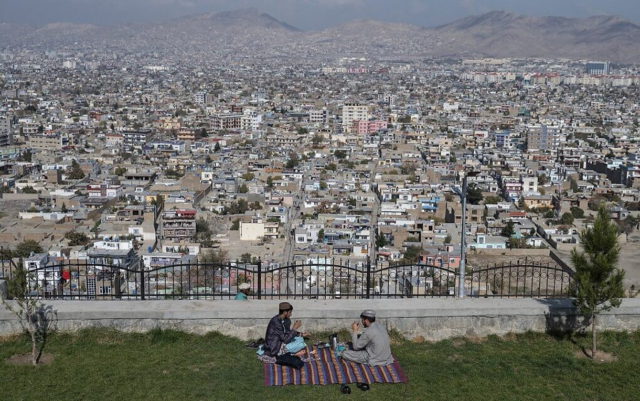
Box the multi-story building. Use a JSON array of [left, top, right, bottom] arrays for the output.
[[586, 61, 610, 75], [351, 120, 387, 135], [526, 125, 563, 152], [211, 114, 243, 130], [27, 133, 71, 150], [0, 115, 12, 147], [160, 209, 197, 242], [122, 129, 153, 152], [194, 91, 208, 105], [342, 103, 369, 133]]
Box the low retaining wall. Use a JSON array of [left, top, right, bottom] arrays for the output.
[[1, 298, 639, 341]]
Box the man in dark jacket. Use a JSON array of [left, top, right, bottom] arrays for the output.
[[263, 302, 307, 357]]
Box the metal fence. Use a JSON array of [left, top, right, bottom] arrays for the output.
[[0, 257, 574, 300]]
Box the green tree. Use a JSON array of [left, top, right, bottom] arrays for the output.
[[466, 184, 483, 205], [444, 234, 452, 244], [114, 166, 127, 176], [571, 207, 585, 219], [14, 240, 43, 258], [311, 133, 323, 146], [560, 212, 575, 226], [21, 186, 37, 194], [64, 231, 90, 246], [319, 181, 327, 190], [501, 221, 515, 238], [67, 160, 85, 180], [237, 183, 249, 193], [230, 219, 240, 230], [571, 207, 625, 359], [376, 234, 387, 248], [240, 253, 252, 263], [334, 150, 347, 159], [241, 172, 255, 181], [317, 229, 324, 243], [214, 142, 221, 152]]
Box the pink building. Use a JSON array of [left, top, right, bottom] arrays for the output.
[[352, 120, 387, 135]]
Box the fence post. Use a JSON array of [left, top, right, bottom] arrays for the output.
[[139, 256, 145, 300], [257, 258, 262, 300], [366, 257, 371, 299]]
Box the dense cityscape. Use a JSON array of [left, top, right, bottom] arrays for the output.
[[0, 48, 638, 299]]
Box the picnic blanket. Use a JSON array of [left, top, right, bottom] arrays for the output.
[[263, 345, 408, 386]]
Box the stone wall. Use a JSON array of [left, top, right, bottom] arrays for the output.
[[2, 298, 640, 341]]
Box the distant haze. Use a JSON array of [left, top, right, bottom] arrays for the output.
[[1, 0, 639, 29]]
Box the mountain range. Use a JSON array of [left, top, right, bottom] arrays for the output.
[[1, 9, 639, 63]]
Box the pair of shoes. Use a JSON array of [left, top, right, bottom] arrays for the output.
[[245, 338, 265, 349]]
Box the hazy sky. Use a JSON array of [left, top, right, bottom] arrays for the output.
[[1, 0, 639, 29]]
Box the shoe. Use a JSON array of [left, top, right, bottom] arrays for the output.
[[340, 384, 351, 394], [356, 382, 370, 391]]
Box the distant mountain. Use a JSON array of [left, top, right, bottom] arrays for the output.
[[1, 9, 640, 63], [433, 11, 640, 62]]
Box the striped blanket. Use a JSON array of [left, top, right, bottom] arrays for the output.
[[263, 345, 408, 386]]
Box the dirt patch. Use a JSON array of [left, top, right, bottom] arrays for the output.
[[447, 353, 463, 362], [574, 349, 617, 363], [6, 353, 54, 366], [412, 336, 426, 343], [452, 339, 465, 348], [0, 334, 23, 344], [466, 336, 487, 344]]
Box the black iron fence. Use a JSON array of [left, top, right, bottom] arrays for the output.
[[0, 256, 574, 300]]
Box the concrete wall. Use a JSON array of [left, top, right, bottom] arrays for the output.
[[470, 248, 549, 257], [1, 298, 640, 341]]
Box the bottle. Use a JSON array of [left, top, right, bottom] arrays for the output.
[[330, 333, 338, 349]]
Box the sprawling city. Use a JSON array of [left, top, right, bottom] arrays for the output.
[[1, 2, 640, 399]]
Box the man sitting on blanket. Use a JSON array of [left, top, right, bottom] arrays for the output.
[[341, 309, 394, 366], [263, 302, 309, 357]]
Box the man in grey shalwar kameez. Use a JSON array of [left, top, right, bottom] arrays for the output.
[[341, 310, 395, 366]]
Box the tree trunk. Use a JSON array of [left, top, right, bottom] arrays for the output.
[[31, 330, 37, 366], [591, 314, 597, 359]]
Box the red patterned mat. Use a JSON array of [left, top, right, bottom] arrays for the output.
[[263, 346, 408, 386]]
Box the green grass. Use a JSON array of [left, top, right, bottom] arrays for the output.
[[1, 329, 640, 401]]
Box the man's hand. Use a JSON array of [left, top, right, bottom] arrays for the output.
[[292, 320, 302, 331], [351, 321, 361, 333], [301, 331, 311, 338]]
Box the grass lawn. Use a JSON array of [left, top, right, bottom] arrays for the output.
[[1, 328, 640, 401]]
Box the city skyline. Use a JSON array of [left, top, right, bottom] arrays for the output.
[[1, 0, 640, 29]]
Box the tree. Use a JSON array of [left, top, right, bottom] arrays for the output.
[[114, 166, 127, 176], [560, 212, 575, 226], [285, 153, 299, 169], [214, 142, 221, 152], [240, 253, 252, 263], [334, 150, 347, 159], [311, 133, 323, 146], [569, 177, 580, 193], [200, 249, 228, 264], [466, 184, 483, 205], [61, 203, 68, 213], [241, 172, 255, 181], [571, 207, 625, 359], [501, 221, 515, 238], [21, 186, 37, 194], [14, 240, 43, 258], [237, 183, 249, 193], [230, 219, 240, 230], [444, 234, 452, 244], [67, 160, 85, 180], [1, 266, 55, 366], [64, 231, 90, 246], [317, 229, 324, 243], [571, 207, 585, 219], [376, 234, 387, 248], [319, 181, 327, 190]]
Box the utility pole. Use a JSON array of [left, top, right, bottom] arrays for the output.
[[459, 173, 467, 298], [456, 170, 479, 298]]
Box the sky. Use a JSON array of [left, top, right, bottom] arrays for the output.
[[1, 0, 639, 29]]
